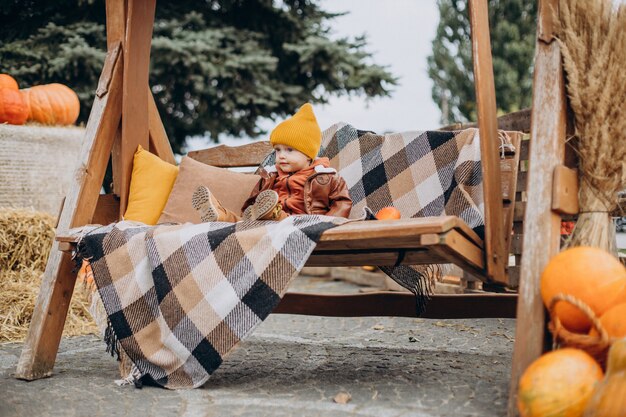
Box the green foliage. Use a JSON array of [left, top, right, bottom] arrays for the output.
[[427, 0, 536, 124], [0, 0, 396, 153]]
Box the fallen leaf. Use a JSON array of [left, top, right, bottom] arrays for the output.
[[333, 392, 352, 404]]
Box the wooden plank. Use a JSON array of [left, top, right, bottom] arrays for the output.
[[315, 219, 452, 251], [55, 218, 485, 272], [514, 201, 527, 222], [15, 47, 124, 381], [274, 292, 517, 319], [57, 242, 73, 253], [56, 216, 484, 251], [500, 159, 515, 202], [510, 234, 523, 255], [517, 171, 528, 191], [520, 139, 530, 161], [552, 165, 579, 215], [188, 141, 274, 168], [469, 0, 507, 284], [53, 239, 449, 267], [57, 215, 484, 251], [424, 230, 486, 278], [306, 248, 449, 267], [104, 0, 125, 202], [119, 0, 156, 215], [92, 194, 120, 226], [508, 0, 568, 412], [111, 127, 123, 196], [105, 0, 126, 51], [499, 131, 523, 251], [54, 197, 65, 229], [507, 266, 521, 288], [439, 108, 532, 133], [148, 91, 175, 165], [317, 217, 483, 249], [502, 132, 523, 261]]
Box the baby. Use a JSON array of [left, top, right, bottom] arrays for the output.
[[192, 103, 352, 222]]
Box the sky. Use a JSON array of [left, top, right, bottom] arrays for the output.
[[314, 0, 441, 133], [186, 0, 441, 151]]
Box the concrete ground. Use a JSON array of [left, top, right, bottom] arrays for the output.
[[0, 273, 516, 417]]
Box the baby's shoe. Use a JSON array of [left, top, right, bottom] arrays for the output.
[[192, 186, 239, 222], [242, 190, 285, 221]]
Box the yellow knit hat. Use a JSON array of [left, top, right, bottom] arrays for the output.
[[270, 103, 321, 160]]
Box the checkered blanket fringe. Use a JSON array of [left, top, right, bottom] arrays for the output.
[[78, 123, 490, 389]]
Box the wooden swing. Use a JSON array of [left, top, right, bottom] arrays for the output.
[[16, 0, 577, 415]]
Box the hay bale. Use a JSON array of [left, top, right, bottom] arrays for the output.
[[0, 124, 84, 215], [0, 208, 55, 271], [0, 209, 97, 342], [560, 0, 626, 254]]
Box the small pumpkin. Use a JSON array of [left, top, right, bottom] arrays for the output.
[[589, 303, 626, 339], [0, 74, 19, 91], [0, 88, 29, 125], [21, 83, 80, 125], [583, 338, 626, 417], [376, 206, 401, 220], [541, 247, 626, 333], [518, 348, 604, 417]]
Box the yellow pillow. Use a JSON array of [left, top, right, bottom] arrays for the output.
[[123, 145, 179, 225]]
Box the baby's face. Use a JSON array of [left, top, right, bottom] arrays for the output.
[[273, 144, 310, 173]]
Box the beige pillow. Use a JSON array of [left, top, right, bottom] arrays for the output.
[[158, 156, 261, 224]]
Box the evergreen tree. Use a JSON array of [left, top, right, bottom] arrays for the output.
[[0, 0, 396, 153], [427, 0, 536, 124]]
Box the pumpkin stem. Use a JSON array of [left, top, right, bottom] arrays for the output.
[[606, 338, 626, 376]]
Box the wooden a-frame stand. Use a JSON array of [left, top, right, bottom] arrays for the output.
[[15, 1, 572, 416], [14, 0, 174, 381]]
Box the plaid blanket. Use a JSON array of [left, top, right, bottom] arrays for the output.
[[260, 124, 484, 233], [261, 124, 486, 310], [79, 123, 487, 389], [78, 216, 345, 388], [321, 124, 484, 235]]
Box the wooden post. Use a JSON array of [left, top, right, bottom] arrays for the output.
[[16, 0, 171, 379], [15, 46, 125, 380], [107, 0, 126, 197], [507, 0, 568, 414], [118, 0, 156, 215], [468, 0, 507, 284]]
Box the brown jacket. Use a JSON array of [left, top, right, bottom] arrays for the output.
[[242, 160, 352, 218]]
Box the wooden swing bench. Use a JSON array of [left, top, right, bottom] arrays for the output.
[[17, 0, 577, 415], [56, 127, 523, 319]]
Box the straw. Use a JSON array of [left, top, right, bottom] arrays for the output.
[[0, 208, 97, 342], [558, 0, 626, 254]]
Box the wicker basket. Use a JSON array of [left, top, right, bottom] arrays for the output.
[[548, 293, 613, 368]]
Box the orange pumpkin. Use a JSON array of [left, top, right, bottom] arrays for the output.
[[589, 303, 626, 339], [541, 246, 626, 333], [583, 339, 626, 417], [0, 74, 19, 91], [21, 83, 80, 125], [0, 88, 29, 125], [376, 206, 401, 220], [518, 348, 603, 417]]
